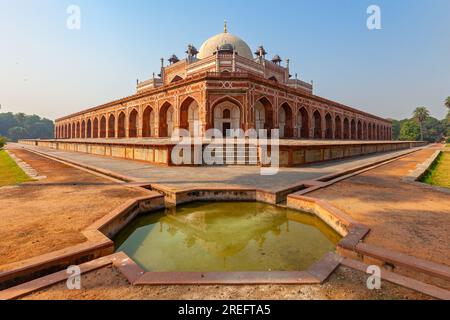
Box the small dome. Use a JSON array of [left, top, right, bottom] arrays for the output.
[[198, 32, 253, 60]]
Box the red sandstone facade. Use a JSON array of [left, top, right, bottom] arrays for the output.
[[55, 28, 392, 141]]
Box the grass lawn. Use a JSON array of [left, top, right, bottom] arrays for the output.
[[422, 151, 450, 189], [0, 149, 33, 186]]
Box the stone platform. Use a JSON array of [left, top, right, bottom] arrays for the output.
[[19, 138, 427, 167]]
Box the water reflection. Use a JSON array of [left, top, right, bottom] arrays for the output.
[[115, 202, 340, 272]]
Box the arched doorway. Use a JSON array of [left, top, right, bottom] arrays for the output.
[[81, 120, 86, 138], [363, 122, 367, 140], [87, 120, 92, 138], [368, 123, 372, 140], [72, 123, 75, 138], [213, 99, 241, 137], [108, 115, 115, 138], [297, 107, 309, 138], [357, 120, 362, 140], [254, 97, 274, 134], [335, 115, 342, 139], [343, 118, 350, 139], [128, 109, 138, 138], [278, 103, 293, 138], [118, 112, 126, 138], [142, 106, 155, 137], [93, 118, 99, 138], [100, 116, 106, 138], [76, 122, 80, 138], [351, 119, 356, 140], [325, 113, 333, 139], [313, 110, 322, 139], [159, 102, 174, 137], [180, 97, 201, 136]]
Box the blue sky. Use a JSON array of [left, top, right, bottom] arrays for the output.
[[1, 0, 449, 120]]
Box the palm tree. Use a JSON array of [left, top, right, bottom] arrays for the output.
[[413, 107, 430, 141]]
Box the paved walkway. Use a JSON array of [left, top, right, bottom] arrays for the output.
[[13, 143, 421, 192]]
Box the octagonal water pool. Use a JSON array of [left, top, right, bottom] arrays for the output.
[[114, 201, 341, 272]]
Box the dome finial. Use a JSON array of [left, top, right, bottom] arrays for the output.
[[224, 20, 228, 33]]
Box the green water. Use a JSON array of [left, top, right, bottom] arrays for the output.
[[114, 202, 341, 272]]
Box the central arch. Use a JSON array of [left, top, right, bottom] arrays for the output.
[[180, 97, 201, 136], [278, 102, 293, 138], [213, 97, 242, 137]]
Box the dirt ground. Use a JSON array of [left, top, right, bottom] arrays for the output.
[[308, 146, 450, 267], [0, 147, 149, 269], [22, 265, 429, 300]]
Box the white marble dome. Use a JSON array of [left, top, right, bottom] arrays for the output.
[[198, 31, 253, 60]]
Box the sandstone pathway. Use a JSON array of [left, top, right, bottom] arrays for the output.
[[308, 145, 450, 267]]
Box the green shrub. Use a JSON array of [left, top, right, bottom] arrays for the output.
[[0, 136, 6, 149]]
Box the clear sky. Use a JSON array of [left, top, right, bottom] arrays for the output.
[[1, 0, 449, 121]]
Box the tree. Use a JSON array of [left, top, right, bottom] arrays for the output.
[[413, 107, 430, 141], [8, 127, 29, 142], [0, 112, 54, 141], [0, 136, 5, 149], [399, 120, 420, 141], [445, 96, 450, 110]]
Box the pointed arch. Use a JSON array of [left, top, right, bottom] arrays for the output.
[[81, 120, 86, 138], [278, 102, 293, 138], [87, 119, 92, 138], [159, 102, 174, 137], [118, 112, 126, 138], [313, 110, 322, 139], [108, 114, 115, 138], [335, 115, 342, 139], [350, 119, 356, 140], [76, 122, 81, 138], [325, 113, 333, 139], [343, 118, 350, 139], [254, 96, 274, 133], [297, 106, 309, 138], [128, 109, 138, 138], [179, 97, 201, 136], [357, 120, 362, 140], [93, 118, 99, 138]]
